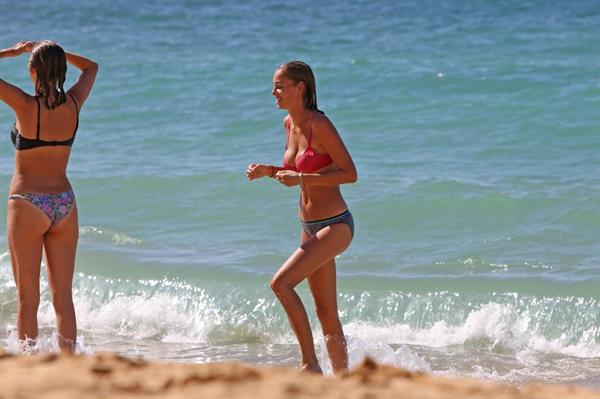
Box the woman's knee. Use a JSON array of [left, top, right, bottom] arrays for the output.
[[18, 296, 40, 312], [270, 276, 284, 293], [51, 293, 74, 314], [270, 275, 293, 297]]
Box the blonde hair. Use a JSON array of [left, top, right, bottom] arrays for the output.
[[278, 61, 322, 113], [29, 40, 67, 109]]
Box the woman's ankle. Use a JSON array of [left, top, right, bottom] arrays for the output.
[[300, 362, 323, 374]]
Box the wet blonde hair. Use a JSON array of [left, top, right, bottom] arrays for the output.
[[278, 61, 322, 113], [29, 40, 67, 109]]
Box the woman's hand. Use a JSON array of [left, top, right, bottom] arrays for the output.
[[246, 163, 271, 181], [12, 41, 35, 55], [1, 41, 34, 58], [275, 170, 300, 187]]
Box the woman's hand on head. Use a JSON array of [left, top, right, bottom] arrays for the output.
[[275, 170, 300, 187], [246, 163, 270, 181], [12, 41, 35, 55]]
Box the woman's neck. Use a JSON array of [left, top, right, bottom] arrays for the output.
[[288, 106, 313, 127], [35, 89, 58, 107]]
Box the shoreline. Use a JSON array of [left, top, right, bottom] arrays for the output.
[[1, 350, 598, 399]]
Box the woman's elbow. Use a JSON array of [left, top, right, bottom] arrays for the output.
[[347, 169, 358, 184], [86, 61, 99, 73]]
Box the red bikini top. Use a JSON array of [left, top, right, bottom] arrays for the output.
[[283, 116, 333, 173]]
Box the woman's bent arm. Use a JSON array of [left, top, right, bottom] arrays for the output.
[[66, 51, 98, 107], [285, 116, 357, 187], [246, 163, 287, 180], [0, 42, 33, 111]]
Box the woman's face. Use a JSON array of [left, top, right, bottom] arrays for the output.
[[272, 69, 301, 110]]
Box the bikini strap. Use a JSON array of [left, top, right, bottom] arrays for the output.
[[285, 115, 315, 148], [284, 116, 291, 149], [35, 96, 41, 139], [69, 92, 79, 116], [68, 93, 79, 135], [305, 118, 314, 148]]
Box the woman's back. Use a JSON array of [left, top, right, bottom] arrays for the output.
[[0, 39, 97, 352], [11, 93, 80, 193]]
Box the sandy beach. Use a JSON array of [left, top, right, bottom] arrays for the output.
[[0, 350, 597, 399]]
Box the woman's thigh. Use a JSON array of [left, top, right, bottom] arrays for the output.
[[43, 205, 79, 299], [273, 223, 352, 288], [7, 199, 48, 296]]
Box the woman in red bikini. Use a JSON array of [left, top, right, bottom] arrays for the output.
[[246, 61, 357, 373], [0, 41, 98, 351]]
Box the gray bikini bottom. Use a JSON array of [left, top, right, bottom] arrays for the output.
[[300, 210, 354, 239]]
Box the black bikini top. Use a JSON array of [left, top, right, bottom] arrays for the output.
[[11, 93, 79, 151]]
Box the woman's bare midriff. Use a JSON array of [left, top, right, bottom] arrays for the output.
[[299, 185, 348, 222], [9, 149, 72, 194]]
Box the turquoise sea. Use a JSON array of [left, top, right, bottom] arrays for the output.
[[1, 0, 598, 388]]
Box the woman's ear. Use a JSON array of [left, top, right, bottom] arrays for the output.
[[29, 67, 39, 93], [297, 81, 306, 96]]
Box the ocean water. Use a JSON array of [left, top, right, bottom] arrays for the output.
[[1, 0, 599, 388]]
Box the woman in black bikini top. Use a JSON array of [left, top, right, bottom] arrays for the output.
[[0, 40, 98, 352]]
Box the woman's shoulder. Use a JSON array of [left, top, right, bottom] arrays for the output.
[[310, 112, 335, 135], [0, 79, 36, 112], [283, 114, 293, 130]]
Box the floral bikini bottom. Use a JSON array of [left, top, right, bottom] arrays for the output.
[[9, 191, 75, 227]]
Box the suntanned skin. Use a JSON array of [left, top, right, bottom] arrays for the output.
[[0, 41, 98, 351], [247, 67, 357, 374]]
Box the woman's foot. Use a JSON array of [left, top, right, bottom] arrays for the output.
[[300, 362, 323, 374], [324, 333, 348, 373]]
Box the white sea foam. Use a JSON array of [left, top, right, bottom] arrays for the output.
[[5, 330, 92, 355], [341, 302, 600, 359], [79, 226, 142, 245], [49, 295, 600, 361], [2, 264, 598, 360], [1, 263, 598, 387]]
